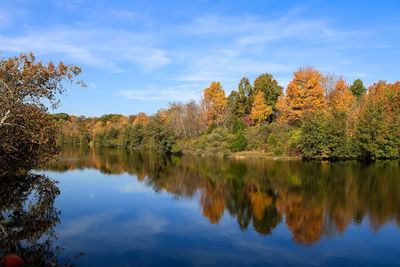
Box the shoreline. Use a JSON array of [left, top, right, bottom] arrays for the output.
[[181, 149, 302, 160], [63, 144, 400, 162]]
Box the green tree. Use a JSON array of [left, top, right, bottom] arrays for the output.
[[144, 115, 177, 153], [349, 79, 366, 101], [253, 73, 283, 112], [229, 132, 248, 152], [299, 112, 330, 159], [228, 77, 253, 118], [231, 118, 247, 134], [356, 98, 395, 158], [122, 123, 144, 147]]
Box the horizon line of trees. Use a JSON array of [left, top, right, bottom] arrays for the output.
[[54, 66, 400, 160]]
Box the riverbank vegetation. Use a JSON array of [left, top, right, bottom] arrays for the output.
[[54, 67, 400, 160]]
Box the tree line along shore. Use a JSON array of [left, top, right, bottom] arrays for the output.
[[1, 52, 400, 176], [53, 68, 400, 160]]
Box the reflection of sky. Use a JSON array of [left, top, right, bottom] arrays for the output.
[[39, 169, 400, 266]]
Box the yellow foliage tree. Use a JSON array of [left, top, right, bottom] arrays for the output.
[[328, 78, 355, 111], [134, 112, 148, 125], [277, 67, 326, 123], [202, 81, 227, 125], [250, 90, 273, 124]]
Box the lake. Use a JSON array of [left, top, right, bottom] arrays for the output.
[[6, 145, 400, 266]]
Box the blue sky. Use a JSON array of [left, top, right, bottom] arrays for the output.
[[1, 0, 399, 116]]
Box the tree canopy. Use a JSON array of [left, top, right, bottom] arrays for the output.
[[0, 52, 84, 175]]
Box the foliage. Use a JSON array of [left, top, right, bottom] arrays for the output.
[[122, 123, 144, 147], [231, 118, 247, 134], [162, 101, 207, 138], [244, 123, 271, 150], [49, 66, 400, 160], [273, 147, 282, 155], [327, 78, 355, 111], [268, 134, 277, 146], [253, 73, 283, 111], [250, 91, 273, 124], [206, 127, 228, 148], [349, 79, 366, 100], [204, 121, 217, 135], [299, 112, 330, 159], [228, 77, 253, 118], [277, 67, 326, 124], [202, 81, 228, 125], [228, 132, 248, 152], [0, 52, 83, 174], [143, 113, 178, 153]]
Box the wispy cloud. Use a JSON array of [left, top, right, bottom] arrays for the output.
[[1, 1, 395, 115], [118, 83, 203, 102], [119, 89, 201, 102], [167, 11, 375, 89], [0, 27, 169, 72]]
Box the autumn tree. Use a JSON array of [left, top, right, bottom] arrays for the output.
[[134, 112, 148, 125], [357, 81, 400, 158], [250, 91, 273, 124], [277, 67, 326, 124], [253, 73, 283, 113], [0, 52, 84, 175], [321, 74, 339, 96], [163, 101, 207, 139], [349, 79, 366, 101], [299, 78, 358, 159], [202, 81, 227, 125], [327, 78, 355, 111]]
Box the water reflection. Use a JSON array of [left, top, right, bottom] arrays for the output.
[[0, 174, 82, 266], [43, 145, 400, 246]]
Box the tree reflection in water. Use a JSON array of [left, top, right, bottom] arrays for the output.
[[0, 173, 83, 266], [43, 145, 400, 246]]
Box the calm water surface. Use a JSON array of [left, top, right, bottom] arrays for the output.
[[7, 146, 400, 266]]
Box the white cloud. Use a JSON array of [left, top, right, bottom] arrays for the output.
[[119, 89, 201, 102], [0, 5, 382, 108], [167, 11, 367, 91], [118, 83, 203, 102], [0, 27, 169, 72]]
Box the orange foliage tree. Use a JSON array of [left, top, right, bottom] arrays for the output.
[[277, 67, 326, 123], [134, 112, 148, 125], [328, 78, 355, 111], [202, 81, 227, 125], [250, 91, 273, 124]]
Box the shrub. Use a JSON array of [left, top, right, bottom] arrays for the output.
[[273, 147, 283, 155], [204, 122, 217, 135], [244, 123, 271, 150], [231, 118, 247, 134], [229, 132, 248, 152], [207, 127, 227, 147], [268, 134, 277, 146]]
